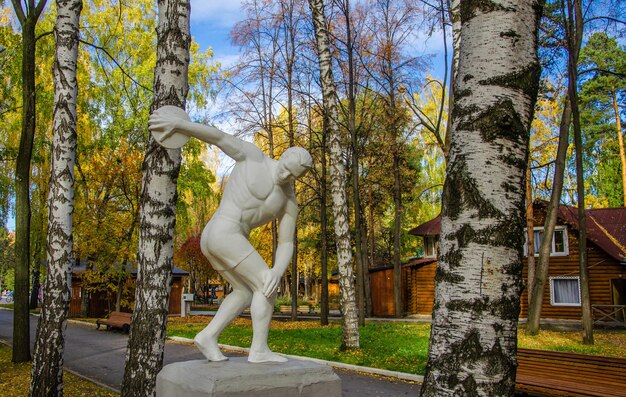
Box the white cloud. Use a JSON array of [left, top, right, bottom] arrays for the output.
[[409, 27, 447, 56], [214, 53, 240, 69]]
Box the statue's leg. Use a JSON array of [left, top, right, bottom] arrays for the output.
[[235, 251, 287, 363], [194, 266, 252, 362]]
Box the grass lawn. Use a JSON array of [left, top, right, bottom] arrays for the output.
[[167, 316, 626, 376], [168, 316, 431, 374], [0, 343, 117, 396]]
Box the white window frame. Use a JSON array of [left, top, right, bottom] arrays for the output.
[[549, 276, 581, 307], [423, 236, 438, 258], [523, 226, 569, 257]]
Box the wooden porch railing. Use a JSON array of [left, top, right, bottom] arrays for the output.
[[592, 305, 626, 324]]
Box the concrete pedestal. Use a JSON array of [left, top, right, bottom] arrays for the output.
[[156, 357, 342, 397]]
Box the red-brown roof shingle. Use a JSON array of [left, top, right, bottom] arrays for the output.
[[409, 202, 626, 263]]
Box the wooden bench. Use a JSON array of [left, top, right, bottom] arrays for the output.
[[516, 348, 626, 396], [96, 311, 132, 333]]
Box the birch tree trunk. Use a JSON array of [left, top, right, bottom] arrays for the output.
[[421, 1, 544, 395], [29, 1, 82, 395], [10, 0, 48, 364], [339, 0, 367, 326], [121, 1, 190, 395], [308, 0, 359, 349]]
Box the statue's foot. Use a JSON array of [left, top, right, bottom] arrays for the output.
[[248, 350, 288, 363], [194, 335, 228, 362]]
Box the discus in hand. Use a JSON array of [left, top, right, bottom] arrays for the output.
[[149, 105, 191, 149]]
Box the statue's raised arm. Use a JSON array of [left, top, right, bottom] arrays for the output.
[[148, 106, 263, 162]]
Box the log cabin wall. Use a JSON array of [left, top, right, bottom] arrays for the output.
[[404, 261, 436, 315], [370, 267, 396, 317], [69, 275, 188, 317], [400, 207, 625, 319], [520, 234, 625, 320], [169, 277, 183, 315]]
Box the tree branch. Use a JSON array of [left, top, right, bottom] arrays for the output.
[[79, 39, 152, 92], [35, 30, 53, 43], [578, 67, 626, 79], [10, 0, 26, 24], [34, 0, 48, 19], [584, 16, 626, 26]]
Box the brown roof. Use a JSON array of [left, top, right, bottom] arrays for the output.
[[404, 257, 437, 268], [409, 202, 626, 263], [550, 203, 626, 263], [408, 215, 441, 237], [368, 257, 437, 273]]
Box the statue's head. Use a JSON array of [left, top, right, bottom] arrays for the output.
[[276, 147, 313, 184]]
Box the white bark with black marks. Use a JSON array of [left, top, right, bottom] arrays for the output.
[[30, 1, 82, 395], [308, 0, 359, 349], [421, 0, 544, 395], [121, 1, 190, 396]]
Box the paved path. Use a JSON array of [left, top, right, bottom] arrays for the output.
[[0, 310, 420, 396]]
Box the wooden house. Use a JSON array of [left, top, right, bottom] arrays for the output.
[[68, 263, 189, 318], [372, 201, 626, 321]]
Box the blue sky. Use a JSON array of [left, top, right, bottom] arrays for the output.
[[188, 0, 449, 78], [189, 1, 244, 68]]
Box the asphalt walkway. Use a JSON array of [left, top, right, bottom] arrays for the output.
[[0, 309, 421, 396]]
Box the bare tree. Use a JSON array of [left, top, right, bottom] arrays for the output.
[[121, 1, 190, 395], [229, 0, 282, 273], [420, 0, 545, 394]]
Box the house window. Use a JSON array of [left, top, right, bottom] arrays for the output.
[[424, 236, 438, 258], [550, 276, 581, 306], [524, 227, 569, 256]]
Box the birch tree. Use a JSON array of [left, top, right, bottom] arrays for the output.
[[29, 1, 82, 395], [308, 0, 359, 349], [420, 0, 545, 395], [10, 0, 48, 363], [121, 0, 190, 395]]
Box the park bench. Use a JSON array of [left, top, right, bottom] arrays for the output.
[[278, 305, 311, 314], [96, 311, 132, 333], [515, 348, 626, 396]]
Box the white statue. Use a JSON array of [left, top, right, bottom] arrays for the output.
[[149, 106, 312, 363]]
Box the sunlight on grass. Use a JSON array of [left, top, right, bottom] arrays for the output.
[[0, 343, 117, 396], [168, 316, 625, 376], [168, 316, 429, 375], [517, 325, 626, 357]]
